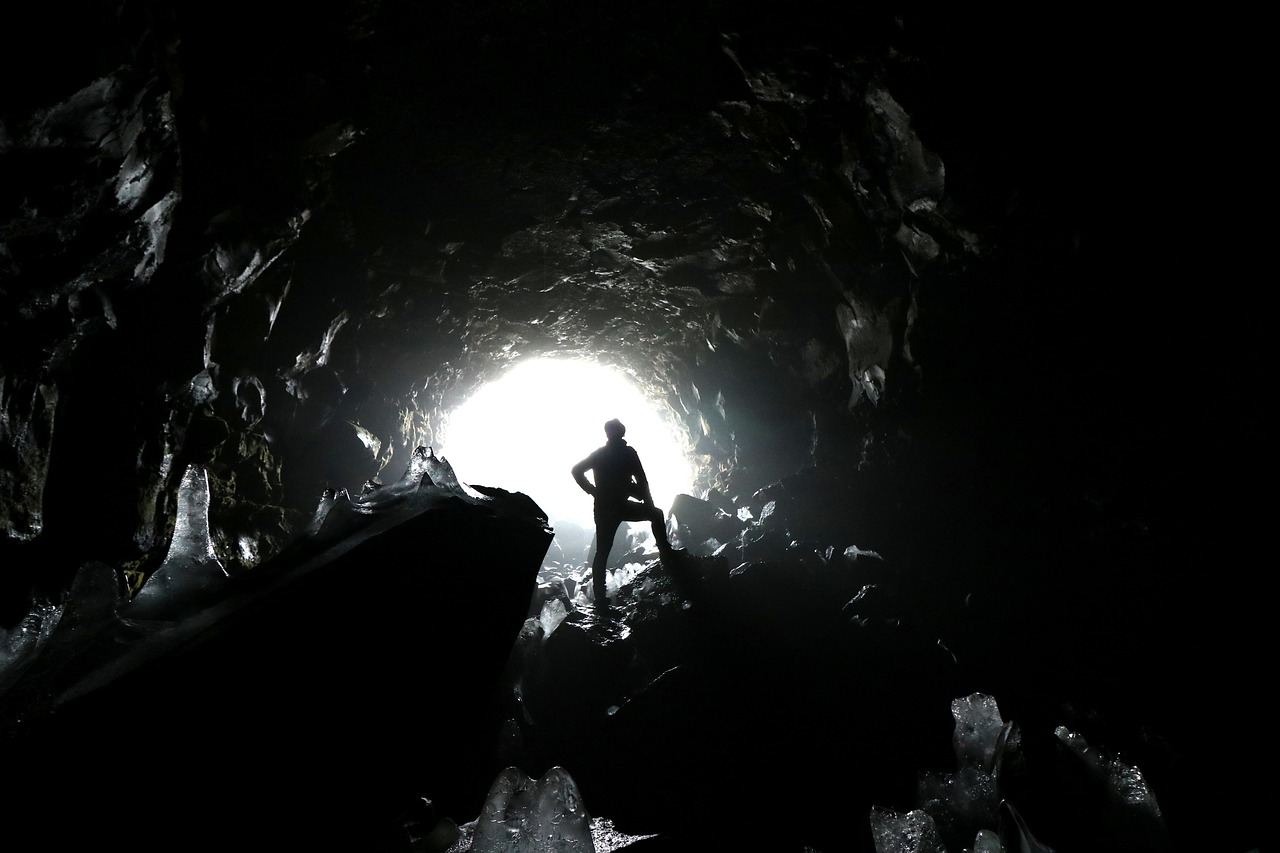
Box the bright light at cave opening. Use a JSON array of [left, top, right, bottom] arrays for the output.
[[439, 357, 695, 537]]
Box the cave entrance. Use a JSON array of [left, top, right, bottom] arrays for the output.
[[438, 356, 695, 569]]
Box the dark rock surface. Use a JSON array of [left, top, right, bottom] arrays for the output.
[[0, 3, 1264, 852], [0, 462, 553, 851]]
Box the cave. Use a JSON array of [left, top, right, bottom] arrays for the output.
[[0, 4, 1263, 853]]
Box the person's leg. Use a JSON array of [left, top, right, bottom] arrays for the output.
[[591, 515, 622, 605], [647, 505, 673, 553], [618, 502, 673, 554]]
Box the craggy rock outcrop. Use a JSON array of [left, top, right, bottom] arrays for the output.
[[0, 450, 552, 851]]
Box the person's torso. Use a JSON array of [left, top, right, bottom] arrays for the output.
[[591, 442, 640, 502]]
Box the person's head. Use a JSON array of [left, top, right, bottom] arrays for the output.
[[604, 418, 626, 440]]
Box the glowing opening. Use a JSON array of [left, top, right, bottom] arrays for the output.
[[439, 357, 695, 539]]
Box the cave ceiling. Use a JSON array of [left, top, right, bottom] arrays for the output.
[[0, 2, 1263, 631]]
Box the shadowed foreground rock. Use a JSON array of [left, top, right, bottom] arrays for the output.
[[0, 470, 552, 852]]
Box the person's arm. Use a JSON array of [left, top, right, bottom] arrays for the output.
[[571, 456, 596, 496]]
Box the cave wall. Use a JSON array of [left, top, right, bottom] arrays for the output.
[[0, 2, 957, 612], [0, 3, 1264, 697]]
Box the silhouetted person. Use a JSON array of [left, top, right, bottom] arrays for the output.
[[572, 418, 673, 606]]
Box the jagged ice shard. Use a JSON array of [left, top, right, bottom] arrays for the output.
[[869, 806, 946, 853], [871, 692, 1063, 853], [1052, 724, 1168, 848], [464, 766, 594, 853], [125, 464, 228, 619], [913, 692, 1015, 847], [0, 599, 63, 696], [971, 828, 1003, 853], [539, 597, 569, 637], [1053, 725, 1163, 818], [950, 693, 1008, 773]]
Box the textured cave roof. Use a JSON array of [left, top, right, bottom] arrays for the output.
[[0, 3, 1267, 848], [4, 3, 971, 575], [1, 3, 1259, 583]]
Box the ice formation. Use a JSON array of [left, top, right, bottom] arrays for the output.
[[539, 598, 568, 637], [872, 693, 1042, 853], [463, 766, 594, 853], [0, 600, 64, 694], [951, 693, 1006, 773], [969, 828, 1002, 853], [125, 464, 228, 619], [1053, 724, 1166, 840], [418, 445, 490, 502], [1053, 725, 1162, 817], [869, 806, 946, 853], [923, 692, 1021, 843]]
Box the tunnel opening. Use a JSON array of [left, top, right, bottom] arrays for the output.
[[436, 356, 696, 570]]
